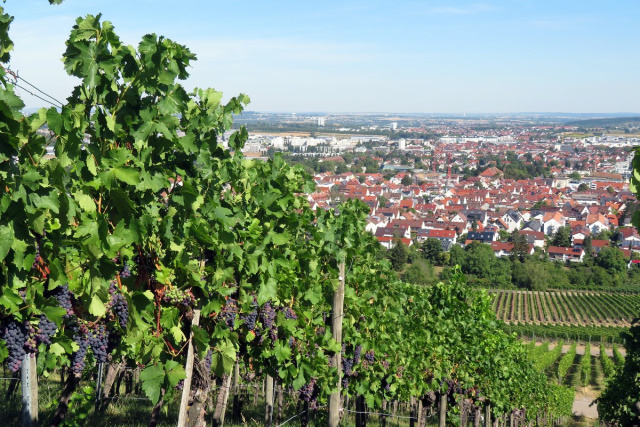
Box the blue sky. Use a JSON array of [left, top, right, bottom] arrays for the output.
[[4, 0, 639, 113]]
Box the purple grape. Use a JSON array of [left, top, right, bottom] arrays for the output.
[[120, 263, 131, 278], [241, 298, 258, 330], [35, 315, 57, 345], [298, 378, 319, 409], [354, 345, 362, 364], [260, 302, 276, 330], [221, 298, 238, 329], [364, 350, 375, 363], [0, 320, 27, 372], [204, 349, 213, 373], [47, 283, 74, 317], [88, 323, 109, 363], [282, 307, 297, 320]]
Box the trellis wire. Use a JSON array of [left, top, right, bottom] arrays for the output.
[[276, 405, 326, 427]]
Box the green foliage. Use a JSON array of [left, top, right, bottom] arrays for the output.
[[462, 242, 511, 287], [504, 323, 625, 344], [421, 237, 442, 264], [512, 260, 549, 291], [448, 244, 466, 266], [550, 225, 571, 248], [595, 246, 628, 275], [401, 258, 434, 286], [600, 343, 616, 378], [599, 322, 640, 425], [613, 344, 625, 365], [556, 342, 576, 384], [46, 386, 94, 427], [388, 239, 408, 271], [530, 340, 564, 373]]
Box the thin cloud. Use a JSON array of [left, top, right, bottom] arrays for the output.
[[530, 17, 594, 30], [427, 3, 496, 15]]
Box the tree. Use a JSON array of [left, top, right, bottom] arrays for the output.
[[595, 246, 627, 276], [511, 261, 549, 291], [463, 242, 496, 279], [335, 162, 349, 174], [401, 174, 413, 186], [578, 183, 590, 192], [389, 239, 408, 271], [449, 244, 466, 267], [551, 225, 571, 247], [401, 258, 435, 286], [510, 232, 530, 261], [532, 200, 548, 209], [569, 171, 581, 180], [421, 238, 443, 264]]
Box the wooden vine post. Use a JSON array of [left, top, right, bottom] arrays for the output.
[[328, 261, 346, 427], [232, 361, 241, 420], [265, 375, 274, 426], [21, 354, 38, 427], [484, 404, 491, 427], [177, 309, 201, 427], [438, 393, 447, 427]]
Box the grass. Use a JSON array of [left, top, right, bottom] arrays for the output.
[[0, 375, 442, 427]]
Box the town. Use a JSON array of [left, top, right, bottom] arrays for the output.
[[231, 113, 640, 273]]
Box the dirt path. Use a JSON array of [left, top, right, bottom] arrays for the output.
[[573, 394, 598, 418], [535, 291, 545, 322], [535, 341, 626, 357], [545, 292, 561, 323]]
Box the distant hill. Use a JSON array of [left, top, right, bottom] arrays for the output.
[[565, 117, 640, 128]]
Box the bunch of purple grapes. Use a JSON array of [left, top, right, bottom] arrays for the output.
[[120, 262, 132, 278], [364, 350, 375, 364], [298, 378, 319, 409], [260, 302, 277, 340], [48, 283, 74, 318], [342, 357, 354, 376], [204, 349, 213, 372], [35, 315, 57, 345], [23, 321, 37, 354], [88, 323, 109, 363], [163, 287, 196, 310], [175, 379, 185, 390], [260, 302, 276, 329], [353, 345, 362, 364], [108, 283, 129, 328], [281, 307, 297, 320], [220, 298, 238, 329], [70, 332, 90, 374], [241, 298, 258, 330], [0, 320, 27, 372]]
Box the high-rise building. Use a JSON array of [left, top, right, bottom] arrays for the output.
[[317, 117, 326, 126]]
